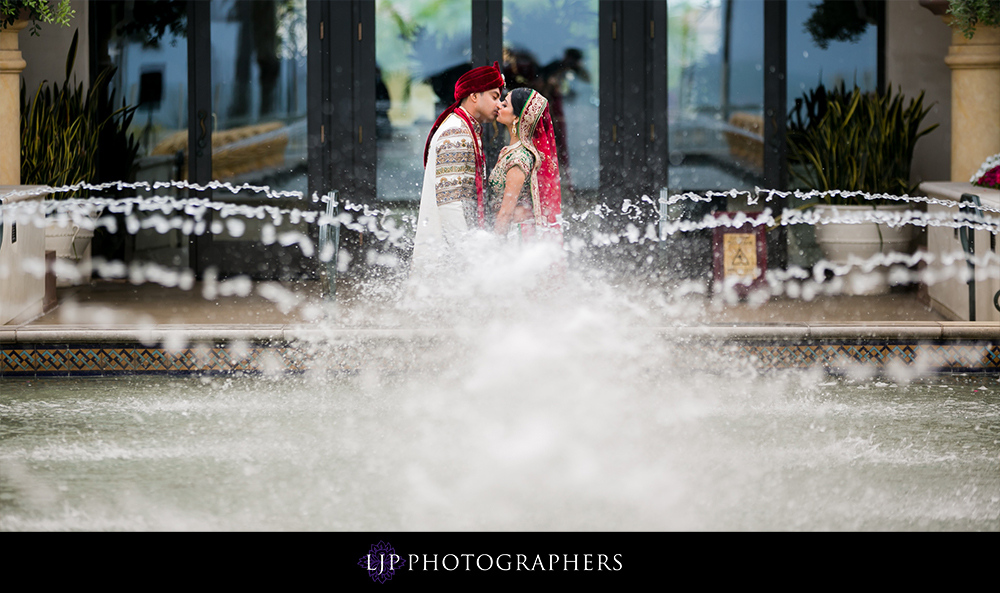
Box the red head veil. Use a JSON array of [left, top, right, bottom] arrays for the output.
[[515, 90, 563, 236], [423, 62, 505, 167]]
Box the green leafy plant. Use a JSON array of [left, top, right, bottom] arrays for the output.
[[20, 30, 139, 198], [948, 0, 1000, 39], [786, 82, 939, 205], [1, 0, 74, 35]]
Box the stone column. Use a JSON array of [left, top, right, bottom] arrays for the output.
[[0, 20, 28, 186], [944, 24, 1000, 182]]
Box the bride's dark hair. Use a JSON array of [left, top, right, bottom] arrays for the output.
[[507, 87, 533, 119]]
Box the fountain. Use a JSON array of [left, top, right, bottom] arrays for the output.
[[1, 182, 998, 530]]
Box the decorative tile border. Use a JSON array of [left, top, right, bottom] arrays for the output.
[[735, 341, 1000, 372], [0, 341, 381, 377], [34, 346, 70, 375], [2, 338, 999, 377], [2, 345, 39, 375]]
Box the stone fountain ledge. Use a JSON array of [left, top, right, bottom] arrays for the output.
[[921, 181, 1000, 323]]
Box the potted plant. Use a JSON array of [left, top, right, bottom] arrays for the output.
[[920, 0, 1000, 36], [1, 0, 74, 34], [946, 0, 1000, 38], [786, 82, 939, 294], [1, 1, 75, 189], [21, 29, 139, 285]]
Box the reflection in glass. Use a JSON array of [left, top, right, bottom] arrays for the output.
[[503, 0, 599, 194], [667, 0, 763, 192], [787, 1, 877, 114], [110, 2, 189, 162], [210, 0, 307, 190], [788, 2, 878, 107], [208, 0, 310, 278], [103, 0, 190, 268], [376, 0, 472, 203]]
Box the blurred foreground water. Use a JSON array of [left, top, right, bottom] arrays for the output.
[[2, 367, 997, 531]]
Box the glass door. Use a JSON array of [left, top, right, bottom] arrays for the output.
[[95, 0, 190, 270], [374, 0, 473, 207], [503, 0, 600, 198], [667, 0, 764, 193], [207, 0, 311, 279]]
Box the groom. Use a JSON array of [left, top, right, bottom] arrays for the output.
[[413, 62, 504, 259]]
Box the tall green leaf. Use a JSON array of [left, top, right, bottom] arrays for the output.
[[20, 28, 138, 199]]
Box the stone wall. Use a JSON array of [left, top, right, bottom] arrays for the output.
[[886, 0, 954, 186], [0, 187, 46, 325]]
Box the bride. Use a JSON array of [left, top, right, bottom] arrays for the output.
[[489, 88, 563, 242]]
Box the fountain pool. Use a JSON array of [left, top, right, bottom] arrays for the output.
[[1, 370, 997, 531]]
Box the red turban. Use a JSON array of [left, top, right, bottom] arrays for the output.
[[453, 62, 505, 101], [424, 61, 505, 167]]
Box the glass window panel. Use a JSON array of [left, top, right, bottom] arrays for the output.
[[787, 0, 878, 108], [103, 0, 190, 269], [209, 0, 310, 278], [667, 0, 764, 192], [503, 0, 600, 193], [376, 0, 472, 203], [210, 0, 307, 190], [111, 3, 189, 163]]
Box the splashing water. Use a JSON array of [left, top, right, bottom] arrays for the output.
[[2, 181, 997, 320], [1, 182, 998, 531]]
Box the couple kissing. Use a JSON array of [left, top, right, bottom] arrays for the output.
[[413, 62, 564, 266]]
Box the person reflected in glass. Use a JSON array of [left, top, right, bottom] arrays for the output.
[[375, 66, 391, 140], [490, 88, 564, 243], [538, 48, 588, 192], [502, 47, 587, 196], [502, 47, 540, 90]]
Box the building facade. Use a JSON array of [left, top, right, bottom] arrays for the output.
[[16, 1, 955, 279]]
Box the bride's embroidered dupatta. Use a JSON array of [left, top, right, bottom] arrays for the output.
[[515, 90, 563, 241]]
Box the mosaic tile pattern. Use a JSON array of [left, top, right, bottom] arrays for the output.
[[3, 346, 38, 375], [66, 347, 106, 374], [736, 342, 1000, 372], [2, 340, 998, 377], [35, 347, 70, 375], [106, 348, 133, 373]]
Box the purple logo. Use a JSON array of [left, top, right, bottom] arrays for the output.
[[358, 541, 406, 584]]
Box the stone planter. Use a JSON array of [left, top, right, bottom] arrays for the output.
[[45, 208, 101, 287], [920, 2, 1000, 182], [0, 185, 45, 324], [813, 204, 915, 296], [920, 181, 1000, 322]]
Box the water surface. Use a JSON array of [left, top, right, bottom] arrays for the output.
[[2, 372, 997, 531]]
